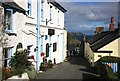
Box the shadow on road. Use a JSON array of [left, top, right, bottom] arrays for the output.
[[67, 56, 90, 67], [79, 67, 100, 81], [67, 56, 100, 81]]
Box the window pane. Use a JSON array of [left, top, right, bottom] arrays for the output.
[[5, 9, 12, 30]]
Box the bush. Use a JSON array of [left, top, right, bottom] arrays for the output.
[[2, 67, 13, 80], [25, 67, 37, 79], [95, 56, 120, 81], [2, 49, 34, 80]]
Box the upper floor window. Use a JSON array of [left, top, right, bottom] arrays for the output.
[[41, 0, 44, 19], [50, 5, 52, 21], [57, 11, 59, 25], [5, 9, 13, 32], [28, 0, 32, 16]]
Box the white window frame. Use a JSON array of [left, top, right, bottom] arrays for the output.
[[5, 9, 14, 33], [41, 0, 44, 19]]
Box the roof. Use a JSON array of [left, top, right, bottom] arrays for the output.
[[47, 0, 67, 13], [88, 29, 120, 52], [88, 31, 110, 44], [2, 2, 26, 12]]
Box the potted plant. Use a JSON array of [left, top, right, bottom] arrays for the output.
[[40, 62, 46, 71], [48, 60, 53, 68]]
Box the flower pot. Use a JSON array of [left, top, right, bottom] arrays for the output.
[[40, 66, 46, 71], [48, 64, 53, 68]]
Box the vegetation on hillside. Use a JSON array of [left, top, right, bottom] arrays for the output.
[[67, 33, 80, 46]]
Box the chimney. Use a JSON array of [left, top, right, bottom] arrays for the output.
[[83, 34, 86, 42], [118, 22, 120, 33], [96, 27, 99, 34], [95, 27, 104, 35], [109, 17, 114, 31]]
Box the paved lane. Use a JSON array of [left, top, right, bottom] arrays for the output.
[[33, 56, 100, 80]]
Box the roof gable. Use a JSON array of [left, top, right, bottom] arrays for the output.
[[88, 29, 120, 52]]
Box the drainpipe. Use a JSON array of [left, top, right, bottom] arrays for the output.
[[36, 0, 41, 72], [49, 35, 52, 60]]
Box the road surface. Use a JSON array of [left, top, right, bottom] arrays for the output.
[[32, 56, 100, 81]]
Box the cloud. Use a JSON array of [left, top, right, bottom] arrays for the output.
[[59, 2, 118, 35], [56, 0, 120, 2]]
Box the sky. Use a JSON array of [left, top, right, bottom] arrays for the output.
[[56, 0, 119, 35]]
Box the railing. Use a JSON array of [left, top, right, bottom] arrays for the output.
[[102, 62, 118, 73]]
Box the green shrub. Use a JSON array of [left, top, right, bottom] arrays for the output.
[[2, 67, 13, 80], [95, 56, 120, 81], [25, 67, 37, 79]]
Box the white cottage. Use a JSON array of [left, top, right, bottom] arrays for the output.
[[84, 17, 120, 66], [0, 0, 67, 71]]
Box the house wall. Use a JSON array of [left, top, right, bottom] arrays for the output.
[[85, 37, 120, 66], [94, 53, 109, 62], [84, 42, 94, 66], [98, 37, 120, 58], [2, 0, 67, 69]]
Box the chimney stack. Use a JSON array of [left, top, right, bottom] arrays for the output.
[[109, 17, 114, 31], [83, 34, 86, 42], [96, 27, 99, 34], [94, 27, 104, 35]]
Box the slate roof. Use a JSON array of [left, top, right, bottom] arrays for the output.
[[47, 0, 67, 13], [88, 29, 120, 52]]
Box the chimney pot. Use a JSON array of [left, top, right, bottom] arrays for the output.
[[109, 17, 114, 31], [83, 34, 86, 42]]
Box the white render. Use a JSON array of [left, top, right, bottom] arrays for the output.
[[84, 36, 120, 67], [0, 0, 67, 70]]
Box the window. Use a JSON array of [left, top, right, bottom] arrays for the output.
[[46, 43, 49, 57], [53, 43, 57, 52], [41, 0, 44, 19], [28, 0, 32, 16], [3, 48, 13, 67], [50, 5, 52, 21], [5, 9, 13, 32], [16, 43, 23, 49], [98, 55, 102, 57], [57, 11, 59, 25], [57, 35, 59, 50], [45, 35, 48, 40]]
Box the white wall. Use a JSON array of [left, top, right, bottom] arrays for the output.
[[98, 37, 120, 57], [2, 0, 67, 69], [84, 42, 94, 66]]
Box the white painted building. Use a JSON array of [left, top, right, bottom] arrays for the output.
[[84, 17, 120, 66], [0, 0, 67, 71]]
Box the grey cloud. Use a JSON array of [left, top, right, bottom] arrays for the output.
[[59, 2, 118, 35]]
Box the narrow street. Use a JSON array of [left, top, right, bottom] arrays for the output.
[[32, 56, 100, 80]]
